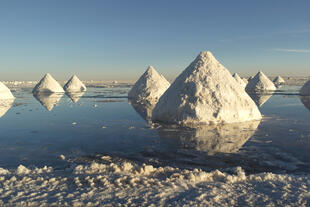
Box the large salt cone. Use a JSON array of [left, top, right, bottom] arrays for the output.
[[152, 51, 262, 126]]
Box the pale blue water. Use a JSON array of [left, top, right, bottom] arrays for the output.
[[0, 85, 309, 174]]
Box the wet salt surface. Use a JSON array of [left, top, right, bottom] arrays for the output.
[[0, 86, 310, 175]]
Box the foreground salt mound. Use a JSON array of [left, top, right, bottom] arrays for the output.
[[232, 73, 247, 88], [300, 79, 310, 96], [63, 75, 87, 92], [128, 66, 170, 103], [0, 160, 309, 206], [158, 120, 260, 154], [0, 82, 14, 99], [152, 51, 262, 125], [32, 73, 65, 93], [273, 76, 285, 85], [34, 93, 63, 111], [246, 71, 276, 92]]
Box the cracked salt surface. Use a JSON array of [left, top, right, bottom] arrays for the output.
[[0, 84, 310, 205]]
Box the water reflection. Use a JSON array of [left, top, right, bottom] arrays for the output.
[[157, 121, 261, 155], [33, 92, 64, 111], [128, 99, 156, 123], [248, 92, 273, 107], [0, 99, 14, 118], [300, 96, 310, 111], [66, 92, 85, 103]]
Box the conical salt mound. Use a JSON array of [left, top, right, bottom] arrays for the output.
[[0, 82, 14, 99], [0, 99, 14, 118], [128, 66, 170, 103], [33, 73, 64, 93], [300, 79, 310, 96], [232, 73, 246, 88], [63, 75, 87, 92], [152, 51, 262, 126], [273, 76, 285, 85], [245, 71, 276, 92]]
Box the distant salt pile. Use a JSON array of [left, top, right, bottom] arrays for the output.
[[242, 77, 248, 85], [232, 73, 246, 88], [63, 75, 87, 92], [152, 51, 262, 126], [273, 76, 285, 85], [246, 71, 276, 92], [300, 79, 310, 96], [128, 66, 170, 103], [33, 73, 64, 93], [0, 82, 14, 99]]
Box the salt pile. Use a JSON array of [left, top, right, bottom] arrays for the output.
[[242, 77, 248, 84], [32, 73, 65, 93], [152, 51, 262, 126], [273, 76, 285, 85], [245, 71, 277, 92], [232, 73, 247, 88], [0, 82, 14, 99], [63, 75, 87, 92], [128, 66, 170, 103], [300, 79, 310, 96], [0, 99, 14, 118], [34, 93, 63, 111]]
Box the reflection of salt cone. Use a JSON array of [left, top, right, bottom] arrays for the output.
[[300, 96, 310, 111], [129, 99, 156, 122], [34, 92, 63, 111], [248, 92, 273, 107], [66, 92, 85, 103], [0, 99, 14, 118], [158, 120, 260, 155]]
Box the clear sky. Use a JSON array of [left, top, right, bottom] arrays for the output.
[[0, 0, 309, 81]]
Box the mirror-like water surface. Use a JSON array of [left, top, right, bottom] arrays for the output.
[[0, 86, 309, 174]]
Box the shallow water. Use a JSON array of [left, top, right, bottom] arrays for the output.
[[0, 85, 310, 174]]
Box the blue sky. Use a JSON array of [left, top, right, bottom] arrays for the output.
[[0, 0, 309, 80]]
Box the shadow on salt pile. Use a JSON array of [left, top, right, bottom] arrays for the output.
[[247, 92, 274, 107], [300, 96, 310, 111], [66, 92, 85, 103], [157, 121, 261, 155], [0, 99, 14, 118], [33, 92, 64, 111]]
